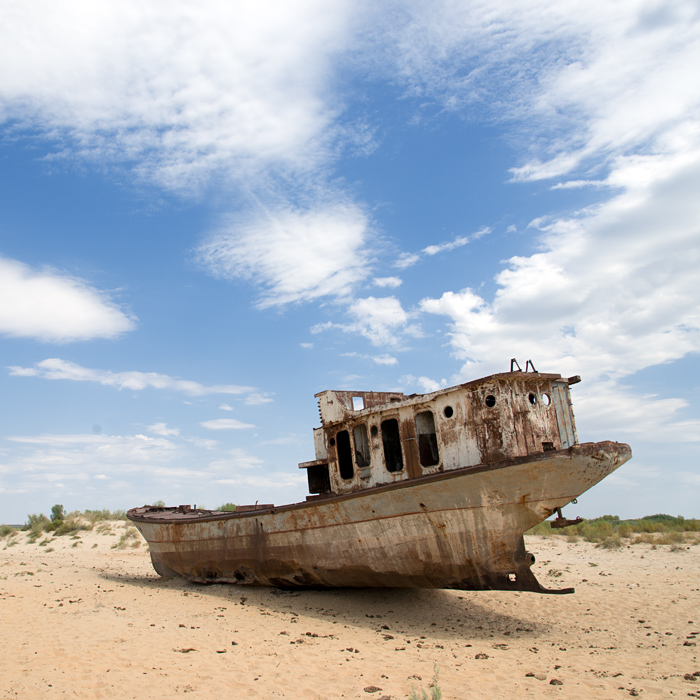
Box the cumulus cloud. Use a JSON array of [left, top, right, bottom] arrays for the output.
[[8, 358, 257, 396], [421, 145, 700, 385], [0, 256, 135, 343], [312, 296, 421, 348]]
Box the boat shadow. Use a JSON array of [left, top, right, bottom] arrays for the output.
[[99, 571, 551, 642]]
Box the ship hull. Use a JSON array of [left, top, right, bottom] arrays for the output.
[[128, 441, 631, 594]]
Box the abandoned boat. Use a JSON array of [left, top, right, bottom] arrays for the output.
[[128, 363, 631, 594]]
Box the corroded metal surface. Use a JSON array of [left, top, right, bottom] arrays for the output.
[[312, 371, 578, 495], [129, 441, 631, 593]]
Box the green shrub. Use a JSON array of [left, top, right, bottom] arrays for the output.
[[50, 504, 65, 522], [53, 517, 93, 537], [527, 513, 700, 542], [0, 524, 17, 538], [80, 509, 127, 522], [217, 503, 237, 512], [24, 513, 50, 534], [112, 526, 140, 549]]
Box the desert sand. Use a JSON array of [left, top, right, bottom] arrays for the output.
[[1, 522, 698, 699]]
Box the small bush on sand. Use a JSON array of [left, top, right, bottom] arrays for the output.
[[112, 526, 140, 549], [53, 517, 92, 536], [527, 514, 700, 544], [0, 524, 17, 538], [24, 513, 50, 533], [81, 509, 127, 522]]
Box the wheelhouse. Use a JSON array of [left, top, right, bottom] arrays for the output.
[[299, 370, 580, 497]]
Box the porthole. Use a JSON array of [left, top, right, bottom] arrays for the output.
[[370, 425, 378, 437], [542, 393, 551, 406], [485, 395, 496, 408], [329, 437, 336, 447], [528, 393, 537, 406], [443, 406, 454, 418]]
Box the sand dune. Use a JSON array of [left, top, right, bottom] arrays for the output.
[[1, 522, 698, 699]]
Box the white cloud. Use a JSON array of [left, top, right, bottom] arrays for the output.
[[219, 404, 233, 411], [200, 418, 256, 430], [244, 393, 274, 406], [384, 1, 700, 177], [399, 375, 448, 394], [311, 296, 422, 348], [0, 256, 135, 343], [574, 383, 700, 444], [340, 351, 398, 366], [0, 433, 182, 490], [374, 276, 402, 288], [394, 253, 421, 270], [372, 354, 399, 366], [347, 296, 409, 347], [0, 0, 358, 193], [208, 448, 264, 472], [147, 422, 180, 437], [421, 145, 700, 385], [394, 229, 490, 269], [300, 342, 314, 349], [215, 472, 306, 489], [8, 358, 257, 396], [422, 228, 490, 255], [401, 3, 700, 449], [198, 202, 371, 307]]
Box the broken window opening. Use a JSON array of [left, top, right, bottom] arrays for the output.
[[415, 411, 440, 467], [381, 419, 404, 473], [485, 394, 496, 407], [443, 406, 454, 418], [353, 424, 371, 468], [529, 393, 537, 406], [307, 464, 331, 494], [336, 430, 354, 480]]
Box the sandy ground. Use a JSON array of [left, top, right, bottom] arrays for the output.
[[1, 522, 699, 699]]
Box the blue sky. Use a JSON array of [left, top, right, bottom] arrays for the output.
[[1, 0, 698, 523]]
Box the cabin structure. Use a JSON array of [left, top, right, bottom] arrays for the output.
[[299, 370, 581, 498]]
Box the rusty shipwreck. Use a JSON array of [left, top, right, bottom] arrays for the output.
[[128, 363, 631, 593]]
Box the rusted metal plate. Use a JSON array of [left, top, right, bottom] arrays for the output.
[[313, 372, 576, 495], [129, 441, 631, 593]]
